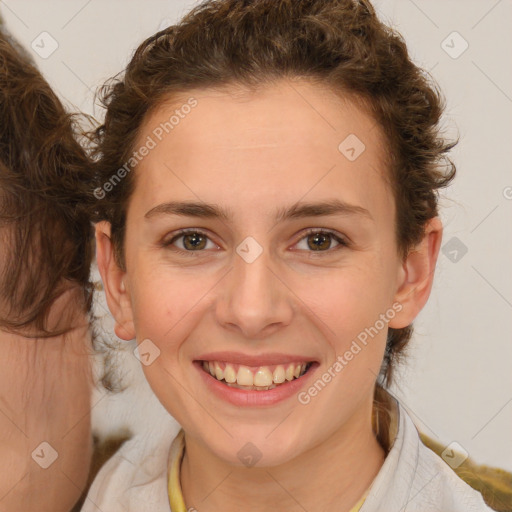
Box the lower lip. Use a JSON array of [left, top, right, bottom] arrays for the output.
[[194, 361, 319, 407]]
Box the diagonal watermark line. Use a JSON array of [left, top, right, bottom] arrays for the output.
[[161, 366, 234, 438], [267, 307, 390, 439], [0, 471, 28, 503], [367, 162, 389, 187], [265, 470, 311, 512], [288, 82, 337, 132], [371, 373, 440, 440], [399, 471, 439, 511], [472, 60, 512, 103], [61, 0, 93, 29], [61, 390, 108, 440], [266, 164, 337, 235], [61, 60, 94, 94], [265, 410, 295, 439], [406, 0, 439, 28], [470, 204, 499, 233], [472, 0, 503, 30], [471, 265, 512, 308], [0, 1, 29, 29], [429, 61, 439, 73], [199, 470, 233, 503], [163, 266, 234, 338], [59, 468, 104, 512], [163, 162, 232, 234], [471, 397, 512, 440], [0, 405, 28, 438], [117, 453, 136, 468], [265, 265, 337, 337]]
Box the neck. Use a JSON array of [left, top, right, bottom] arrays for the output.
[[180, 397, 386, 512]]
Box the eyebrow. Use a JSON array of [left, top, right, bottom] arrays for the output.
[[144, 199, 373, 222]]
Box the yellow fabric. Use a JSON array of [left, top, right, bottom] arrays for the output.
[[167, 428, 369, 512], [350, 492, 367, 512], [419, 432, 512, 512], [168, 430, 187, 512]]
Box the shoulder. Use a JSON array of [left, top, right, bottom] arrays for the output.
[[81, 423, 180, 512], [412, 434, 495, 512], [362, 399, 495, 512]]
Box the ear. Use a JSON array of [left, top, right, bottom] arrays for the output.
[[388, 217, 443, 329], [94, 221, 135, 341]]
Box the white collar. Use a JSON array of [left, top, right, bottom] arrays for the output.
[[81, 396, 492, 512]]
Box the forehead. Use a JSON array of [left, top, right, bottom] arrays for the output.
[[131, 80, 393, 223]]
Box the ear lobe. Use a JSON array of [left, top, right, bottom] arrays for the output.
[[388, 217, 443, 329], [94, 221, 135, 341]]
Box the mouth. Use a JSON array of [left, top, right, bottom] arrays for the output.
[[197, 360, 315, 391]]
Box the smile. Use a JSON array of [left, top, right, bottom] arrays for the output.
[[200, 360, 313, 391]]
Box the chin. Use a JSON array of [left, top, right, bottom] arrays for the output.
[[209, 428, 303, 469]]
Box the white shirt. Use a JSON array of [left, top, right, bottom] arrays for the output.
[[81, 394, 493, 512]]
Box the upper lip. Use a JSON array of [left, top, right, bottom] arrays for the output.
[[196, 351, 317, 367]]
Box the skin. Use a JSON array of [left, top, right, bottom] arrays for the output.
[[0, 287, 93, 512], [96, 79, 443, 512]]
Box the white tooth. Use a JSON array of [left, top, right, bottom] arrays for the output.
[[214, 362, 224, 381], [208, 362, 216, 377], [273, 365, 286, 384], [293, 364, 301, 378], [202, 361, 209, 372], [254, 367, 273, 387], [285, 364, 295, 381], [237, 365, 254, 386], [224, 363, 237, 383]]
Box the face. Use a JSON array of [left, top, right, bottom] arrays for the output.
[[96, 79, 441, 467]]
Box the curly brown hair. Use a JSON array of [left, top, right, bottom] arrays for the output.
[[0, 25, 95, 337], [89, 0, 456, 388]]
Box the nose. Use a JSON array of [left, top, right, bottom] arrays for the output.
[[215, 239, 294, 339]]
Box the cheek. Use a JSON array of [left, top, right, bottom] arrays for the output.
[[129, 264, 215, 348], [296, 256, 394, 332], [299, 272, 390, 399], [289, 256, 394, 390]]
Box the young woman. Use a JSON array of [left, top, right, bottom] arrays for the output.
[[84, 0, 497, 510], [0, 22, 95, 512]]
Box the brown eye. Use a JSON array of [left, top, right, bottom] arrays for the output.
[[163, 230, 216, 252], [307, 232, 331, 251], [182, 232, 207, 250], [295, 230, 348, 252]]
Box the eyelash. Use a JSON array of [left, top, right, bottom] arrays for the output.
[[161, 228, 349, 256]]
